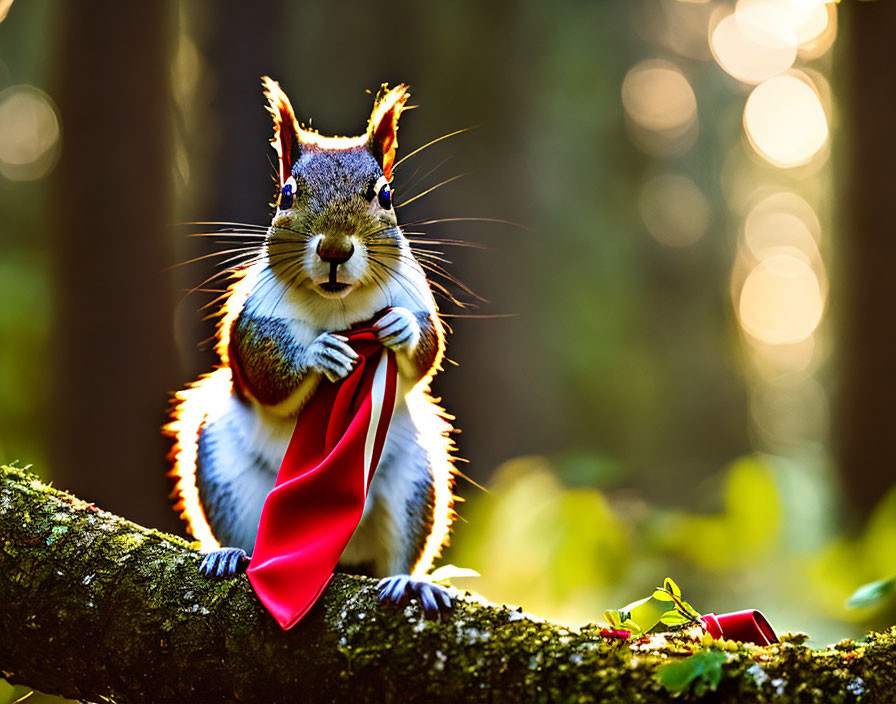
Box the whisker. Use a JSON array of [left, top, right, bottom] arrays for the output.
[[367, 253, 431, 306], [270, 223, 315, 239], [176, 220, 270, 230], [369, 253, 470, 309], [412, 252, 453, 266], [177, 246, 305, 304], [364, 238, 484, 305], [186, 232, 269, 239], [396, 174, 465, 209], [168, 246, 266, 271], [172, 242, 308, 274], [418, 260, 486, 302], [396, 155, 452, 201], [365, 243, 454, 267], [393, 125, 481, 170], [178, 262, 254, 306], [403, 234, 489, 250], [411, 216, 530, 230]]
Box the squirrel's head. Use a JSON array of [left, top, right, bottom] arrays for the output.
[[262, 77, 411, 300]]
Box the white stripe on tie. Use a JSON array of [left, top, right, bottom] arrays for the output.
[[363, 349, 389, 494]]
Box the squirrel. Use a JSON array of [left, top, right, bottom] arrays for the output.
[[166, 77, 458, 616]]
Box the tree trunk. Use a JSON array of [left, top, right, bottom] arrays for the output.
[[834, 0, 896, 516], [0, 464, 889, 703], [48, 2, 181, 532]]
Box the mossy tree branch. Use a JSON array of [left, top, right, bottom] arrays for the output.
[[0, 464, 892, 703]]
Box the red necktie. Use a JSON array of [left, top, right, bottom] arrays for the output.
[[246, 323, 398, 629]]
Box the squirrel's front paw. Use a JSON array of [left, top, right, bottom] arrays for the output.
[[307, 332, 359, 382], [375, 307, 420, 353]]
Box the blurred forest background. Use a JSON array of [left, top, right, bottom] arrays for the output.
[[0, 1, 894, 682]]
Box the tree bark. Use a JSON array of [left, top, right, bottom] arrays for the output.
[[0, 466, 891, 703], [48, 2, 181, 533], [835, 0, 896, 515]]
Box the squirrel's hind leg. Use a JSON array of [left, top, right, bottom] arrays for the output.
[[368, 394, 458, 619], [199, 547, 250, 579], [377, 575, 454, 618], [192, 396, 281, 581]]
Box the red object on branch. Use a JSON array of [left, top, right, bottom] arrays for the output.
[[701, 610, 778, 645], [246, 322, 398, 630], [599, 628, 632, 640]]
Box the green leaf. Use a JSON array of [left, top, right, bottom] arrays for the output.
[[661, 611, 690, 626], [428, 564, 480, 584], [655, 650, 727, 696], [847, 577, 896, 609], [653, 588, 674, 602], [664, 577, 682, 597], [604, 609, 632, 630], [604, 609, 641, 633]]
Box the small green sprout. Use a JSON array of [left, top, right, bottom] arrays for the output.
[[604, 577, 703, 635]]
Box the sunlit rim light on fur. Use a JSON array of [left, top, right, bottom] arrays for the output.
[[164, 269, 255, 549]]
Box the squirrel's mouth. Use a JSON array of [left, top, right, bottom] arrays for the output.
[[318, 282, 351, 294], [314, 280, 357, 299]]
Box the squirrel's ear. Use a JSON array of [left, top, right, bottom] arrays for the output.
[[262, 76, 301, 187], [367, 84, 411, 182]]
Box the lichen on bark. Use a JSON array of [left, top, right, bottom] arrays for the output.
[[0, 464, 893, 703]]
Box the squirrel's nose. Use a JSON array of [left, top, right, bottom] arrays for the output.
[[316, 240, 355, 265]]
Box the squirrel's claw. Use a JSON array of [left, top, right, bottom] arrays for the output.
[[307, 332, 358, 382], [377, 574, 454, 619], [375, 308, 420, 352], [199, 547, 249, 580]]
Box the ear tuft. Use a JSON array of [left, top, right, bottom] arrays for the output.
[[367, 84, 411, 181], [262, 76, 301, 187]]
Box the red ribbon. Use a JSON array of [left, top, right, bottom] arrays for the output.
[[246, 324, 398, 629], [701, 610, 778, 645]]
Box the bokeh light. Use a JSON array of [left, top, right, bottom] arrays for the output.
[[743, 191, 822, 264], [710, 10, 796, 84], [622, 60, 699, 156], [0, 85, 61, 182], [798, 4, 837, 59], [737, 250, 825, 345], [735, 0, 830, 48], [639, 173, 710, 247], [744, 211, 821, 279], [743, 72, 828, 168], [622, 60, 697, 134], [749, 335, 818, 377]]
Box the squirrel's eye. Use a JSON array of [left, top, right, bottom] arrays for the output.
[[377, 183, 392, 210], [280, 177, 297, 209]]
